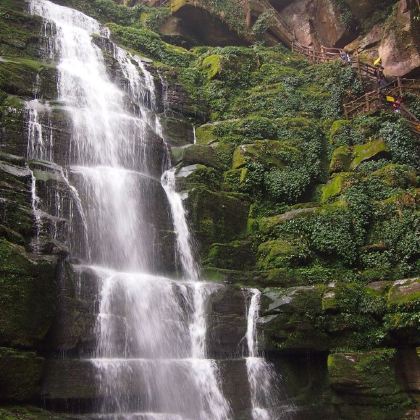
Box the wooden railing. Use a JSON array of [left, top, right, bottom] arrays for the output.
[[291, 41, 345, 63], [291, 41, 420, 136], [343, 81, 420, 136]]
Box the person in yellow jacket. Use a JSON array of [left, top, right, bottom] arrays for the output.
[[373, 57, 382, 67]]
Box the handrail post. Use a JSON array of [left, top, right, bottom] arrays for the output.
[[397, 77, 403, 97]]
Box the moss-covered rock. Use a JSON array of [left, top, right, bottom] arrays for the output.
[[232, 140, 301, 170], [260, 285, 329, 352], [329, 145, 352, 173], [175, 164, 221, 191], [321, 173, 352, 203], [200, 54, 223, 79], [256, 239, 310, 270], [0, 239, 58, 348], [328, 350, 412, 419], [185, 187, 250, 254], [205, 240, 255, 270], [0, 347, 44, 402], [0, 406, 66, 419], [350, 139, 389, 170], [177, 144, 223, 169], [388, 278, 420, 306], [195, 122, 218, 144]]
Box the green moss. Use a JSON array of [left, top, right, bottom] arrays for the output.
[[321, 173, 350, 203], [0, 239, 57, 348], [196, 123, 217, 144], [257, 239, 310, 270], [330, 146, 352, 173], [328, 349, 411, 419], [200, 54, 223, 80], [387, 278, 420, 306], [350, 139, 389, 170], [205, 240, 255, 270], [107, 23, 194, 66], [0, 406, 66, 419], [0, 347, 43, 402]]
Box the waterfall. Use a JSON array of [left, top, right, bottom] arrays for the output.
[[28, 168, 42, 252], [29, 1, 230, 418], [246, 289, 294, 420]]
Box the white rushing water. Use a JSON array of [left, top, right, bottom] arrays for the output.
[[29, 1, 231, 418], [246, 289, 293, 420]]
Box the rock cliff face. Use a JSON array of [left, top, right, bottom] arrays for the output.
[[0, 0, 419, 418]]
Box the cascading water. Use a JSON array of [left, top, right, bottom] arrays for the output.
[[246, 290, 294, 419], [29, 1, 231, 418]]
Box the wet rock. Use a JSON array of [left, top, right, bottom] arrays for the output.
[[0, 239, 58, 348], [185, 187, 250, 255], [206, 286, 248, 358], [159, 116, 194, 146], [260, 286, 328, 352], [328, 349, 412, 419], [206, 240, 255, 270], [0, 347, 44, 402]]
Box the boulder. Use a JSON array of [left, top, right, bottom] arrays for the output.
[[178, 144, 223, 169], [350, 139, 389, 170], [232, 140, 301, 170], [260, 286, 328, 352], [206, 240, 255, 270], [185, 187, 250, 254], [328, 349, 411, 419], [271, 0, 354, 47], [388, 278, 420, 306], [158, 116, 194, 146], [256, 239, 310, 270], [378, 0, 420, 77]]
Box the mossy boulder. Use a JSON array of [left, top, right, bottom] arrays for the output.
[[200, 54, 223, 79], [177, 144, 223, 169], [260, 286, 329, 352], [329, 146, 352, 173], [185, 187, 250, 254], [328, 350, 411, 419], [0, 239, 58, 348], [387, 278, 420, 306], [175, 164, 221, 191], [321, 173, 352, 203], [158, 116, 194, 146], [256, 239, 310, 270], [350, 139, 389, 170], [195, 122, 218, 145], [232, 140, 301, 170], [205, 240, 255, 270], [0, 347, 44, 402]]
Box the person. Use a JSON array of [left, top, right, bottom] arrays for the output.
[[378, 74, 387, 90], [346, 52, 352, 65], [340, 51, 347, 63], [373, 57, 382, 67], [392, 97, 402, 113]]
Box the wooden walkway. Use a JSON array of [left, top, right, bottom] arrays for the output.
[[290, 41, 420, 136]]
